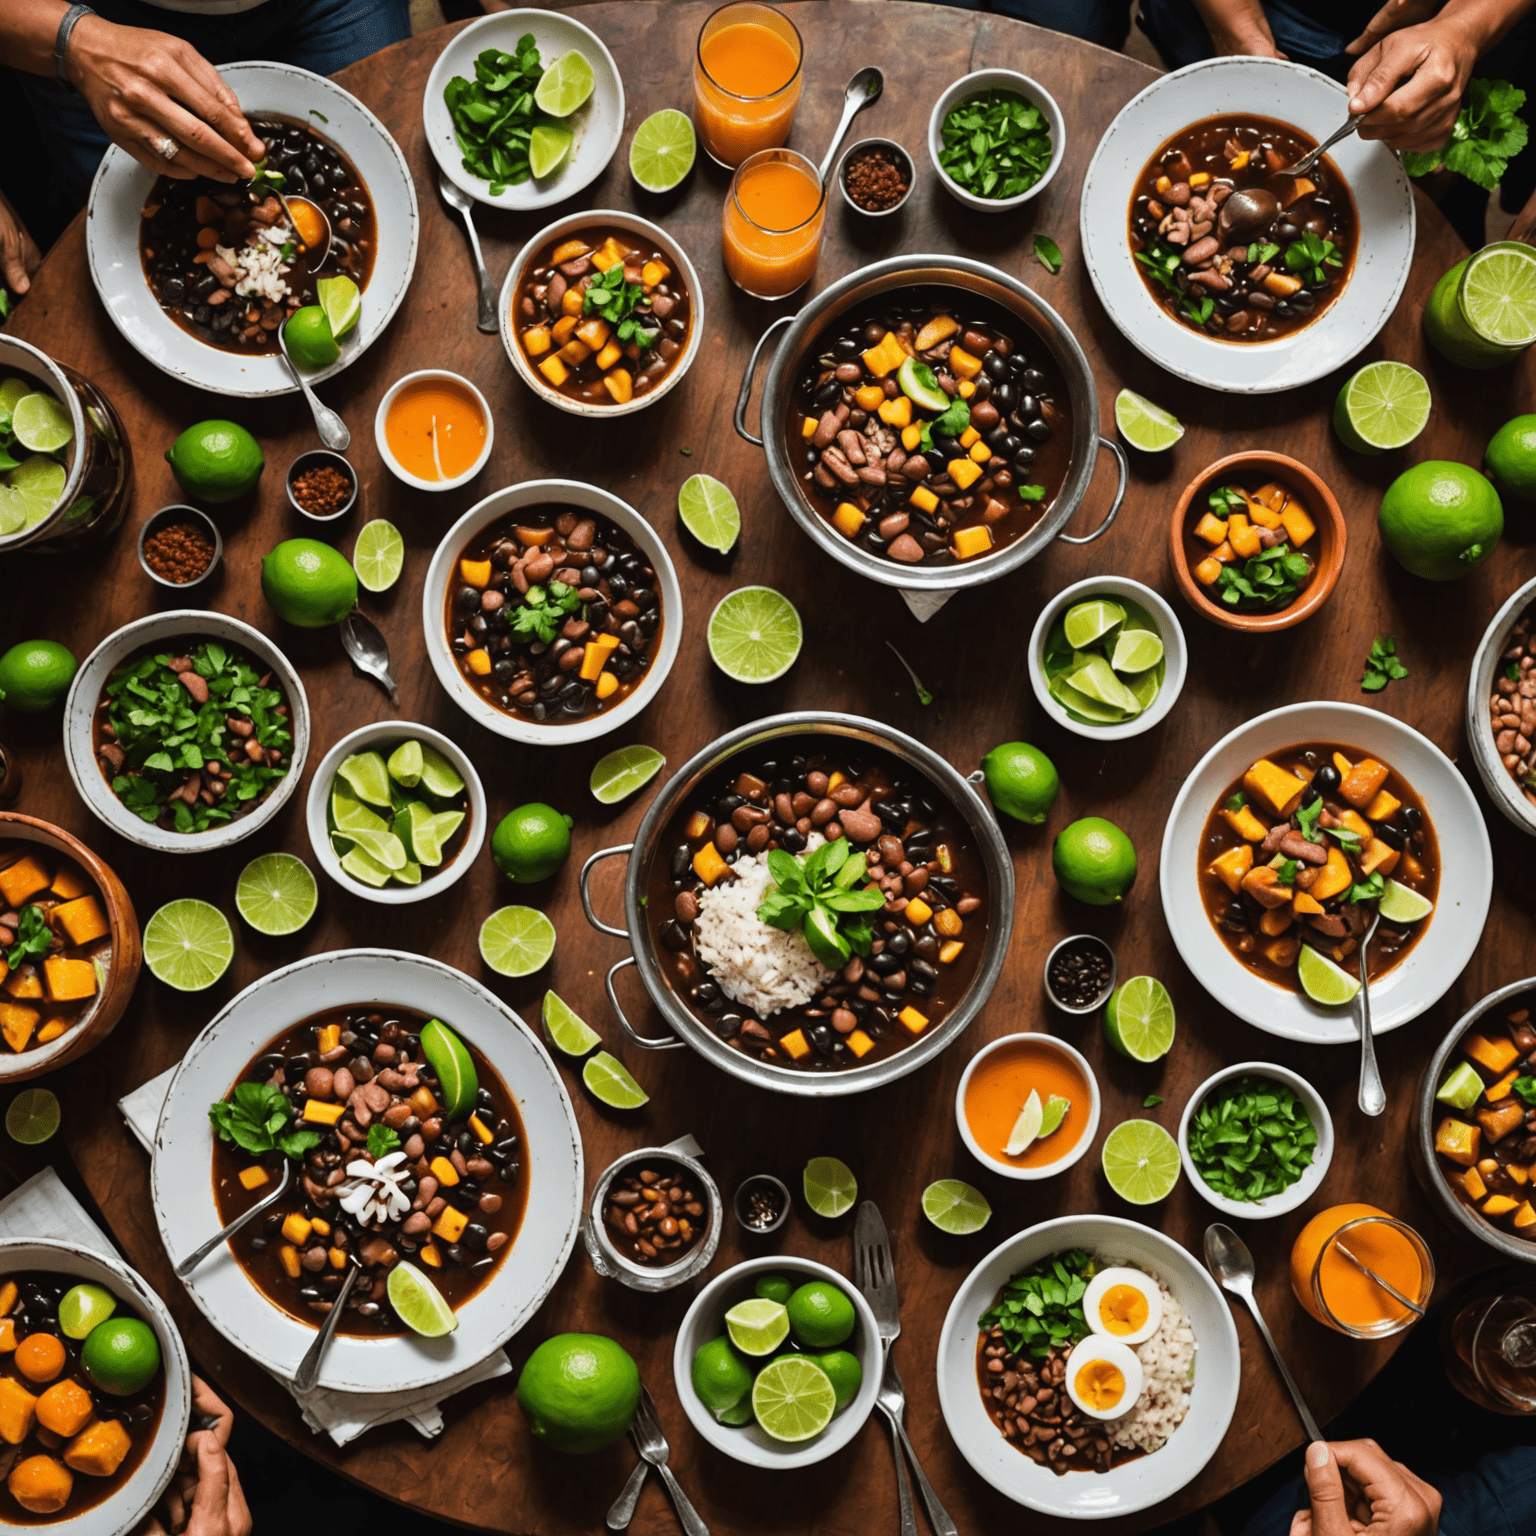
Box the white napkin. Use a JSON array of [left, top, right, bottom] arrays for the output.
[[119, 1067, 511, 1447], [900, 588, 955, 623]]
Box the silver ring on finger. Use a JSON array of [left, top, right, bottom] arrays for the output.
[[154, 135, 181, 162]]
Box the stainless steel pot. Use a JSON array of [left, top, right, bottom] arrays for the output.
[[733, 255, 1127, 593], [580, 713, 1015, 1097]]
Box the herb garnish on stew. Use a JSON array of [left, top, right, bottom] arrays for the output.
[[208, 1082, 321, 1161], [977, 1249, 1095, 1360], [756, 837, 886, 970]]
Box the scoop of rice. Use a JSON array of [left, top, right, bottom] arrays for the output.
[[1111, 1273, 1196, 1454]]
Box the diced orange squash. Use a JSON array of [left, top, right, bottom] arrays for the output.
[[898, 1006, 930, 1035], [65, 1418, 132, 1478], [1194, 512, 1228, 545], [1483, 1194, 1521, 1218], [878, 395, 912, 428], [7, 1455, 70, 1514], [939, 940, 965, 965], [861, 333, 906, 378], [831, 503, 865, 539], [580, 634, 621, 681], [1358, 838, 1400, 878], [281, 1213, 313, 1246], [1245, 494, 1283, 531], [431, 1205, 468, 1243], [1487, 1068, 1521, 1103], [560, 286, 585, 317], [550, 238, 591, 265], [854, 384, 885, 412], [595, 339, 622, 371], [595, 672, 619, 701], [1189, 172, 1211, 187], [590, 236, 626, 273], [1280, 501, 1315, 547], [469, 1114, 494, 1145], [1292, 891, 1324, 916], [574, 317, 611, 352], [42, 958, 95, 1003], [1477, 1101, 1526, 1143], [1263, 934, 1301, 967], [968, 439, 992, 464], [1462, 1166, 1488, 1201], [238, 1165, 269, 1192], [0, 1377, 36, 1444], [846, 1029, 875, 1059], [0, 1282, 17, 1318], [1259, 906, 1294, 936], [0, 857, 49, 908], [603, 369, 634, 405], [1435, 1117, 1481, 1167], [909, 485, 938, 514], [48, 866, 89, 902], [947, 458, 982, 491], [1479, 1157, 1499, 1177], [277, 1245, 301, 1279], [901, 424, 923, 451], [801, 415, 818, 440], [1210, 540, 1235, 563], [1465, 1031, 1521, 1075], [934, 908, 963, 937], [779, 1028, 810, 1061], [34, 1018, 66, 1046], [1509, 1162, 1530, 1186], [1243, 759, 1307, 817], [430, 1155, 460, 1187], [302, 1099, 344, 1126], [1336, 810, 1371, 841], [957, 380, 975, 399], [1208, 844, 1254, 895], [558, 338, 593, 367], [914, 315, 958, 350], [316, 1022, 341, 1054], [0, 1004, 38, 1054], [692, 843, 728, 886], [1514, 1201, 1536, 1230], [953, 526, 993, 560], [1309, 847, 1352, 902], [1194, 556, 1223, 585], [36, 1382, 93, 1439], [0, 1321, 15, 1352], [550, 315, 578, 346], [640, 258, 670, 289], [1340, 759, 1390, 808], [959, 426, 980, 449], [1264, 271, 1303, 297], [1227, 512, 1261, 558], [537, 353, 570, 388], [419, 1242, 442, 1269], [4, 968, 42, 1000], [947, 345, 983, 380], [904, 898, 933, 927], [1363, 790, 1401, 823], [465, 648, 492, 676], [1222, 805, 1270, 842], [328, 1247, 347, 1270], [309, 1218, 329, 1238], [522, 324, 552, 357], [460, 558, 491, 589], [1280, 176, 1316, 204]]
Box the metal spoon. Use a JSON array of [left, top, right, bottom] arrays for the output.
[[819, 67, 884, 183], [340, 609, 399, 703], [277, 329, 350, 451], [1334, 1240, 1425, 1316], [293, 1256, 361, 1394], [438, 169, 499, 335], [1357, 911, 1385, 1117], [175, 1160, 293, 1279], [605, 1455, 649, 1531], [1282, 115, 1362, 179], [1217, 116, 1361, 242], [1204, 1223, 1323, 1442]]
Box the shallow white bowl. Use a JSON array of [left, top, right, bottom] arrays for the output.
[[86, 61, 418, 399], [1029, 575, 1187, 740], [955, 1033, 1102, 1181], [928, 69, 1066, 212], [1160, 701, 1493, 1044], [423, 478, 683, 746], [0, 1237, 191, 1536], [64, 610, 310, 855], [499, 210, 705, 418], [671, 1256, 880, 1470], [936, 1214, 1239, 1519], [151, 949, 583, 1394], [374, 370, 495, 492], [305, 720, 486, 906], [1465, 573, 1536, 836], [1079, 57, 1414, 393], [423, 10, 624, 211], [1177, 1060, 1334, 1219]]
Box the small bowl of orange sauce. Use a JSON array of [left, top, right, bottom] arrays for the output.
[[375, 369, 493, 492], [956, 1033, 1100, 1181]]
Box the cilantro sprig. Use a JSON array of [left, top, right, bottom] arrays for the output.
[[1361, 635, 1408, 693], [582, 265, 657, 349], [938, 88, 1054, 200], [1214, 541, 1312, 611], [208, 1082, 320, 1162], [1187, 1075, 1317, 1202], [1401, 78, 1529, 191], [248, 157, 286, 198], [917, 396, 970, 451], [1284, 231, 1342, 286], [443, 38, 552, 194], [510, 581, 583, 644], [756, 837, 886, 970], [1514, 1075, 1536, 1107], [977, 1249, 1096, 1361], [1347, 871, 1386, 906], [366, 1123, 401, 1159], [3, 906, 52, 970]]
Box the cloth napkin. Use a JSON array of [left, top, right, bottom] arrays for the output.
[[119, 1067, 511, 1447], [900, 588, 955, 623]]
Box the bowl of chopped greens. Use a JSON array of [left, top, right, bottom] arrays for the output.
[[927, 69, 1063, 212], [1177, 1061, 1333, 1219]]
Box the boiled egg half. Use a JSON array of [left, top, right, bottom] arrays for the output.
[[1082, 1266, 1163, 1346], [1063, 1336, 1144, 1421]]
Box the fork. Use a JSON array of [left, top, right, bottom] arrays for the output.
[[631, 1387, 709, 1536]]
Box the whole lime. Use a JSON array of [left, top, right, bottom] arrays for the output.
[[690, 1335, 754, 1420], [808, 1349, 863, 1409], [517, 1333, 640, 1454], [164, 420, 264, 503], [786, 1280, 855, 1349], [753, 1274, 794, 1306], [1378, 461, 1502, 581], [261, 538, 358, 627], [981, 741, 1059, 825], [492, 803, 573, 884], [81, 1316, 161, 1396], [283, 306, 340, 371], [1053, 817, 1137, 905], [1485, 415, 1536, 503], [0, 640, 76, 713]]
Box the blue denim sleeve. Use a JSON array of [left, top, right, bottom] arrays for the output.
[[1438, 1445, 1536, 1536]]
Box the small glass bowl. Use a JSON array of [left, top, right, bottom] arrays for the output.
[[734, 1173, 791, 1235], [1043, 934, 1117, 1015], [286, 449, 359, 524], [137, 504, 221, 591], [837, 137, 915, 218]]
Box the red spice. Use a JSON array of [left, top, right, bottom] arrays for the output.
[[143, 521, 214, 583], [291, 464, 353, 518], [844, 147, 911, 212]]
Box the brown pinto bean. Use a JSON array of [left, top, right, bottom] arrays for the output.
[[715, 823, 739, 853], [675, 891, 700, 923], [831, 783, 864, 808], [810, 798, 837, 826], [839, 807, 883, 842], [1182, 235, 1220, 265], [304, 1067, 335, 1100], [806, 771, 829, 795]]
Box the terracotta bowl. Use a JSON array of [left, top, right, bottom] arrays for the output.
[[0, 812, 141, 1081], [1168, 450, 1346, 633]]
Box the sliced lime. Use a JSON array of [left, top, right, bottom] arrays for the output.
[[479, 905, 555, 977], [542, 990, 601, 1056], [1114, 388, 1183, 452], [533, 50, 595, 117], [582, 1050, 649, 1108], [708, 586, 802, 683], [316, 274, 361, 340], [11, 392, 73, 454], [6, 1088, 60, 1145], [396, 800, 455, 867], [630, 108, 697, 192], [0, 378, 31, 417], [1333, 361, 1431, 453], [1436, 1060, 1484, 1111], [678, 474, 740, 553], [529, 121, 574, 179], [724, 1298, 790, 1357], [386, 1261, 458, 1337], [337, 752, 392, 809], [1297, 944, 1361, 1006], [751, 1356, 837, 1442], [898, 355, 950, 413], [1125, 668, 1162, 712], [590, 744, 666, 804], [1102, 1119, 1180, 1204], [353, 519, 404, 593], [331, 788, 407, 869], [921, 1178, 992, 1235], [1104, 976, 1175, 1061], [0, 487, 26, 536], [1049, 672, 1127, 723], [1063, 598, 1125, 650], [7, 456, 66, 528], [1004, 1088, 1043, 1156], [1066, 654, 1141, 715], [235, 852, 317, 936], [417, 744, 465, 798], [1459, 244, 1536, 347], [1110, 628, 1163, 675], [802, 1156, 857, 1218], [59, 1283, 116, 1339], [387, 739, 424, 789], [143, 899, 233, 991], [1039, 1094, 1070, 1137], [340, 844, 393, 887], [420, 1018, 478, 1118], [1377, 878, 1434, 923], [395, 860, 423, 886]]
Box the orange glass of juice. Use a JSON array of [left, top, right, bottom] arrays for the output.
[[957, 1034, 1100, 1177], [1289, 1203, 1435, 1338], [722, 148, 826, 300], [378, 371, 490, 489], [693, 1, 803, 168]]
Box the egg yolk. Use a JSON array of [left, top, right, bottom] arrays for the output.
[[1075, 1357, 1126, 1412], [1097, 1283, 1149, 1336]]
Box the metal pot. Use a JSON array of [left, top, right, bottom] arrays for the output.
[[733, 255, 1127, 593], [580, 713, 1015, 1097]]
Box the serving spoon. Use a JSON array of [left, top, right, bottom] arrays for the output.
[[1357, 911, 1385, 1117], [294, 1255, 362, 1394], [1217, 116, 1361, 242], [819, 67, 884, 183], [277, 328, 350, 452], [341, 609, 400, 703], [175, 1160, 293, 1279]]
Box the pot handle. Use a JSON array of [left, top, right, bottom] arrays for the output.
[[580, 844, 633, 939], [1058, 435, 1129, 546], [734, 314, 795, 447], [606, 956, 686, 1051]]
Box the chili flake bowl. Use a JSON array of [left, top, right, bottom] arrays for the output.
[[927, 69, 1066, 213], [286, 450, 358, 524], [137, 505, 222, 592], [1465, 573, 1536, 837], [836, 137, 915, 219]]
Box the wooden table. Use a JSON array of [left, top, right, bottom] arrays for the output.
[[5, 4, 1532, 1530]]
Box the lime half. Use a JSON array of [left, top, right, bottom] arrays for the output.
[[8, 456, 66, 528], [59, 1284, 117, 1340], [803, 1156, 857, 1218], [708, 587, 802, 683], [1377, 879, 1434, 924], [6, 1088, 60, 1146], [751, 1356, 837, 1442], [590, 744, 666, 804], [0, 378, 31, 417], [1297, 944, 1361, 1006], [11, 392, 74, 454], [353, 519, 404, 593], [235, 852, 318, 936], [1063, 599, 1125, 650], [420, 1019, 478, 1119], [630, 109, 697, 192], [533, 50, 595, 117], [529, 121, 574, 179], [1460, 244, 1536, 347], [678, 474, 741, 553], [479, 906, 555, 977], [386, 1261, 458, 1337], [1104, 977, 1175, 1062], [143, 899, 234, 992], [1101, 1119, 1180, 1205], [582, 1051, 649, 1109], [315, 275, 360, 339], [1114, 389, 1183, 452], [542, 990, 601, 1056], [725, 1298, 790, 1357], [921, 1179, 992, 1235], [1333, 361, 1431, 453]]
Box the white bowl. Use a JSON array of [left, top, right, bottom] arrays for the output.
[[374, 370, 495, 492], [936, 1215, 1240, 1518], [423, 478, 683, 746], [151, 949, 583, 1394], [1028, 575, 1187, 740], [928, 69, 1066, 211], [1160, 701, 1493, 1044], [423, 10, 624, 212], [955, 1033, 1102, 1180], [86, 61, 418, 399], [499, 210, 705, 418], [1079, 57, 1414, 394], [671, 1256, 880, 1470], [305, 721, 487, 906], [1465, 573, 1536, 836], [64, 610, 310, 855], [0, 1237, 191, 1536], [0, 335, 93, 554], [1176, 1060, 1334, 1219]]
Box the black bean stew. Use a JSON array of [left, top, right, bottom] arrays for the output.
[[978, 1331, 1118, 1475], [602, 1160, 708, 1266]]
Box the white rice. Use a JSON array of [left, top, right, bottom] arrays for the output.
[[1111, 1273, 1196, 1455]]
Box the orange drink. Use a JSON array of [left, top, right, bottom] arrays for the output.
[[383, 374, 487, 484], [958, 1034, 1097, 1175], [1289, 1203, 1435, 1338], [722, 149, 825, 299], [693, 2, 803, 168]]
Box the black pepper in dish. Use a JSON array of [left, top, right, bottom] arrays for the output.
[[1047, 941, 1114, 1009]]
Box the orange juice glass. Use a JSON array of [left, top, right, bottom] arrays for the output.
[[722, 148, 825, 299], [1289, 1204, 1435, 1338], [693, 2, 803, 168]]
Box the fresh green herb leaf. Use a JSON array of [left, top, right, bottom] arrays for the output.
[[309, 110, 329, 124], [248, 157, 286, 196], [582, 263, 658, 349], [1295, 796, 1323, 843], [1187, 1074, 1317, 1201], [757, 839, 883, 971], [1326, 824, 1363, 849], [366, 1123, 402, 1158], [1275, 858, 1298, 887], [1143, 1094, 1163, 1107], [509, 579, 584, 644], [443, 38, 554, 190], [1033, 235, 1063, 274], [1347, 872, 1386, 905], [1283, 231, 1341, 285], [3, 905, 52, 970], [207, 1082, 320, 1162], [938, 88, 1054, 201], [1209, 485, 1246, 515], [1225, 790, 1248, 812], [1361, 635, 1409, 694], [977, 1249, 1097, 1359], [885, 642, 933, 706], [1402, 78, 1529, 190], [1513, 1075, 1536, 1107], [1214, 540, 1313, 612], [1506, 661, 1523, 683]]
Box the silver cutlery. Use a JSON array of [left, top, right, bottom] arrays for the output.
[[277, 329, 350, 452], [1357, 912, 1385, 1116], [605, 1452, 649, 1531], [293, 1255, 361, 1393], [1218, 116, 1360, 241], [340, 609, 399, 703], [631, 1387, 709, 1536], [174, 1160, 292, 1278], [819, 68, 885, 182], [1334, 1240, 1425, 1316], [1204, 1223, 1323, 1441], [1284, 115, 1363, 179], [438, 169, 500, 335]]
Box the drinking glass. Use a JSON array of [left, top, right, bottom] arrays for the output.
[[721, 148, 826, 300], [693, 2, 803, 169], [1299, 1212, 1435, 1339]]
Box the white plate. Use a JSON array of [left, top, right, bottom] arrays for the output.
[[1160, 702, 1492, 1043], [423, 11, 625, 212], [151, 950, 583, 1394], [86, 62, 418, 399], [1079, 58, 1414, 394], [936, 1215, 1239, 1519]]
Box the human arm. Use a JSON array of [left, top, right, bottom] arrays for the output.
[[135, 1376, 251, 1536], [0, 191, 41, 298], [1190, 0, 1287, 57], [1288, 1438, 1442, 1536]]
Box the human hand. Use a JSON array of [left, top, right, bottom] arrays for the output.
[[1509, 183, 1536, 243], [135, 1377, 250, 1536], [0, 191, 40, 298], [1288, 1439, 1442, 1536], [1195, 0, 1288, 58], [1344, 0, 1442, 57], [1345, 16, 1481, 153]]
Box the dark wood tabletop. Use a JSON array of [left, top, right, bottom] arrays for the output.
[[3, 3, 1532, 1531]]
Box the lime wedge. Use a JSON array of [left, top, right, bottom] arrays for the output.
[[1114, 389, 1183, 452], [387, 739, 424, 789], [1332, 361, 1431, 453], [395, 860, 423, 886], [417, 744, 465, 798], [582, 1050, 649, 1108], [386, 1261, 458, 1337], [725, 1298, 791, 1357], [1297, 944, 1361, 1006], [1111, 628, 1163, 675], [479, 905, 555, 977], [235, 852, 317, 936], [420, 1018, 478, 1118], [1436, 1060, 1484, 1111], [7, 456, 66, 528], [1104, 976, 1175, 1061], [340, 844, 393, 887], [143, 899, 233, 992], [678, 473, 741, 553], [752, 1356, 838, 1442], [6, 1088, 60, 1145], [0, 487, 26, 536], [630, 108, 697, 192], [803, 1156, 857, 1218], [1125, 668, 1162, 712], [1063, 599, 1125, 650], [529, 121, 574, 179], [1459, 244, 1536, 347], [533, 50, 595, 117], [353, 519, 404, 593], [11, 392, 73, 454], [1039, 1094, 1070, 1137], [0, 378, 31, 417], [1102, 1119, 1180, 1204], [1066, 654, 1141, 715], [898, 355, 950, 413], [921, 1178, 992, 1235], [1004, 1088, 1043, 1156], [331, 788, 407, 869], [316, 274, 361, 340], [337, 752, 393, 809], [396, 800, 454, 867], [708, 587, 802, 683], [59, 1284, 116, 1340], [590, 744, 666, 804], [542, 990, 601, 1056], [1377, 878, 1434, 923], [1049, 671, 1128, 723]]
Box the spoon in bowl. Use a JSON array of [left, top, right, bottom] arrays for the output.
[[1356, 911, 1385, 1116], [1217, 116, 1361, 243], [819, 67, 884, 183], [277, 328, 350, 452], [175, 1160, 293, 1279], [294, 1255, 362, 1394]]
